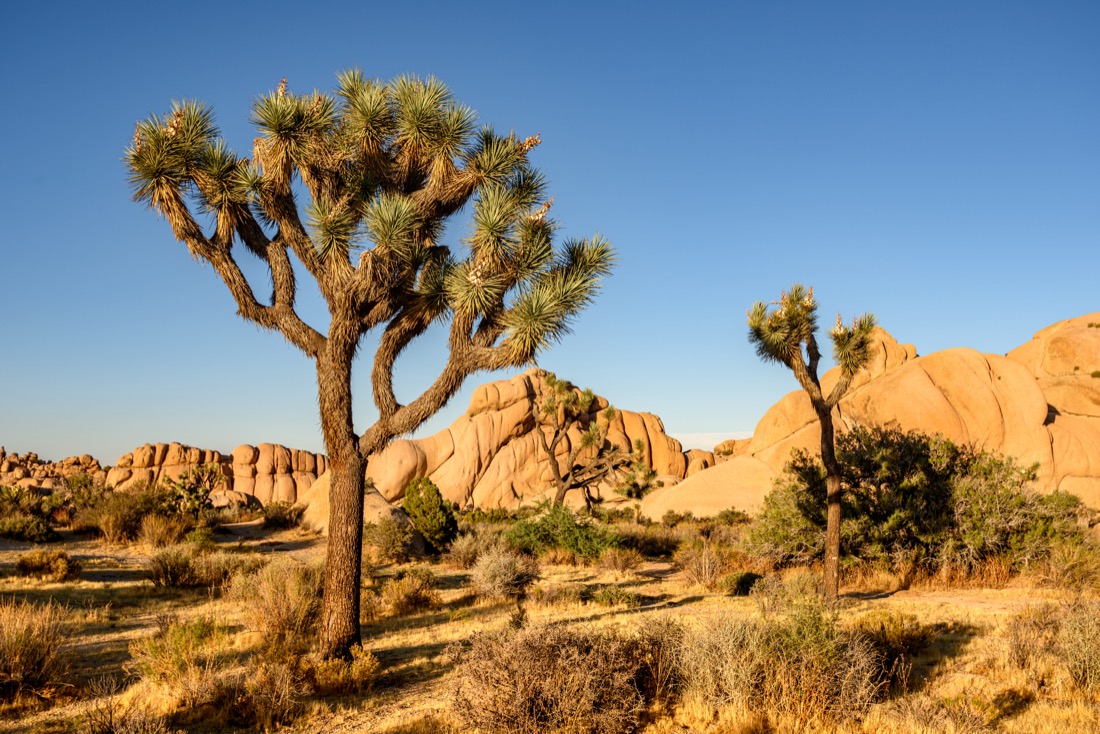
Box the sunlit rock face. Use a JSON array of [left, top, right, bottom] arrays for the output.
[[642, 315, 1100, 518]]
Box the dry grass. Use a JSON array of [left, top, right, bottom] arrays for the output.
[[0, 598, 69, 703]]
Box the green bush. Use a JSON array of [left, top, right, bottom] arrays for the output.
[[261, 501, 305, 530], [403, 477, 458, 554], [0, 485, 58, 542], [589, 584, 641, 608], [506, 502, 617, 561], [747, 424, 1086, 579], [363, 515, 414, 563], [79, 482, 173, 544]]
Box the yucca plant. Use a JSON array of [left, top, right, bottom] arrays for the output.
[[747, 285, 875, 601], [125, 72, 614, 658], [536, 372, 641, 507]]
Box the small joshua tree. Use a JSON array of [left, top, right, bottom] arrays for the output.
[[747, 285, 875, 601], [536, 372, 640, 508]]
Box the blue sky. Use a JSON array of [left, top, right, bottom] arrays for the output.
[[1, 1, 1097, 463]]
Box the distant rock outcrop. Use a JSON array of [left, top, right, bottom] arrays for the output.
[[642, 314, 1100, 518], [0, 449, 106, 491], [105, 442, 327, 505]]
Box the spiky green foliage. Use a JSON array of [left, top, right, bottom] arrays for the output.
[[402, 477, 458, 554], [536, 372, 643, 507], [747, 284, 876, 602]]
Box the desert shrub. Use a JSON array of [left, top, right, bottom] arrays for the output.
[[715, 507, 752, 526], [230, 559, 323, 646], [506, 502, 617, 561], [748, 425, 1085, 579], [381, 570, 442, 615], [661, 509, 696, 528], [402, 477, 458, 553], [678, 597, 883, 731], [674, 540, 726, 591], [0, 485, 58, 542], [138, 513, 192, 548], [360, 590, 383, 624], [81, 483, 173, 544], [363, 515, 414, 563], [305, 643, 379, 695], [597, 546, 644, 575], [260, 501, 304, 530], [451, 624, 645, 734], [80, 676, 172, 734], [445, 529, 500, 569], [630, 617, 684, 707], [16, 549, 82, 582], [531, 582, 583, 607], [145, 545, 197, 588], [183, 525, 216, 551], [469, 545, 540, 602], [589, 584, 641, 608], [0, 599, 68, 701], [241, 659, 310, 731], [1003, 603, 1061, 670], [460, 506, 516, 525], [720, 571, 763, 596], [190, 550, 266, 588], [848, 609, 935, 689], [128, 615, 231, 709], [1061, 599, 1100, 695], [615, 523, 681, 559]]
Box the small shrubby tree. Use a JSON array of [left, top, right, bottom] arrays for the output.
[[402, 477, 458, 553], [747, 285, 875, 600], [536, 372, 642, 507], [126, 73, 613, 657]]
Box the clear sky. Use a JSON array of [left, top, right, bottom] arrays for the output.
[[1, 1, 1097, 464]]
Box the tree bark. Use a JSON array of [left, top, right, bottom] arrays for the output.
[[816, 403, 841, 603], [317, 331, 365, 659]]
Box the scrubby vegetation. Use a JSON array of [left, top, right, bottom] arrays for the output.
[[748, 424, 1096, 585], [2, 427, 1099, 732]]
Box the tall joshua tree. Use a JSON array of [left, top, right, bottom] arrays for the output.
[[747, 285, 875, 601], [125, 72, 614, 657]]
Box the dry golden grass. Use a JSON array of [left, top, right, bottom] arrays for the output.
[[1, 529, 1099, 734]]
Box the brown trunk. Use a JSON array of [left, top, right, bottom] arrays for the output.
[[817, 404, 841, 603], [317, 333, 365, 660]]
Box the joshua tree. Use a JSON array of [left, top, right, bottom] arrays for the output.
[[747, 285, 875, 601], [125, 73, 614, 658], [536, 372, 641, 508]]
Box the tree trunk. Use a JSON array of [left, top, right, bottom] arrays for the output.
[[317, 336, 365, 660], [817, 404, 842, 603]]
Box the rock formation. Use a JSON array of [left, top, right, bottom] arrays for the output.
[[0, 449, 106, 491], [105, 442, 327, 505], [642, 314, 1100, 518], [356, 369, 709, 511]]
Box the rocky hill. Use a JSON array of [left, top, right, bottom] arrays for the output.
[[641, 313, 1100, 518]]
